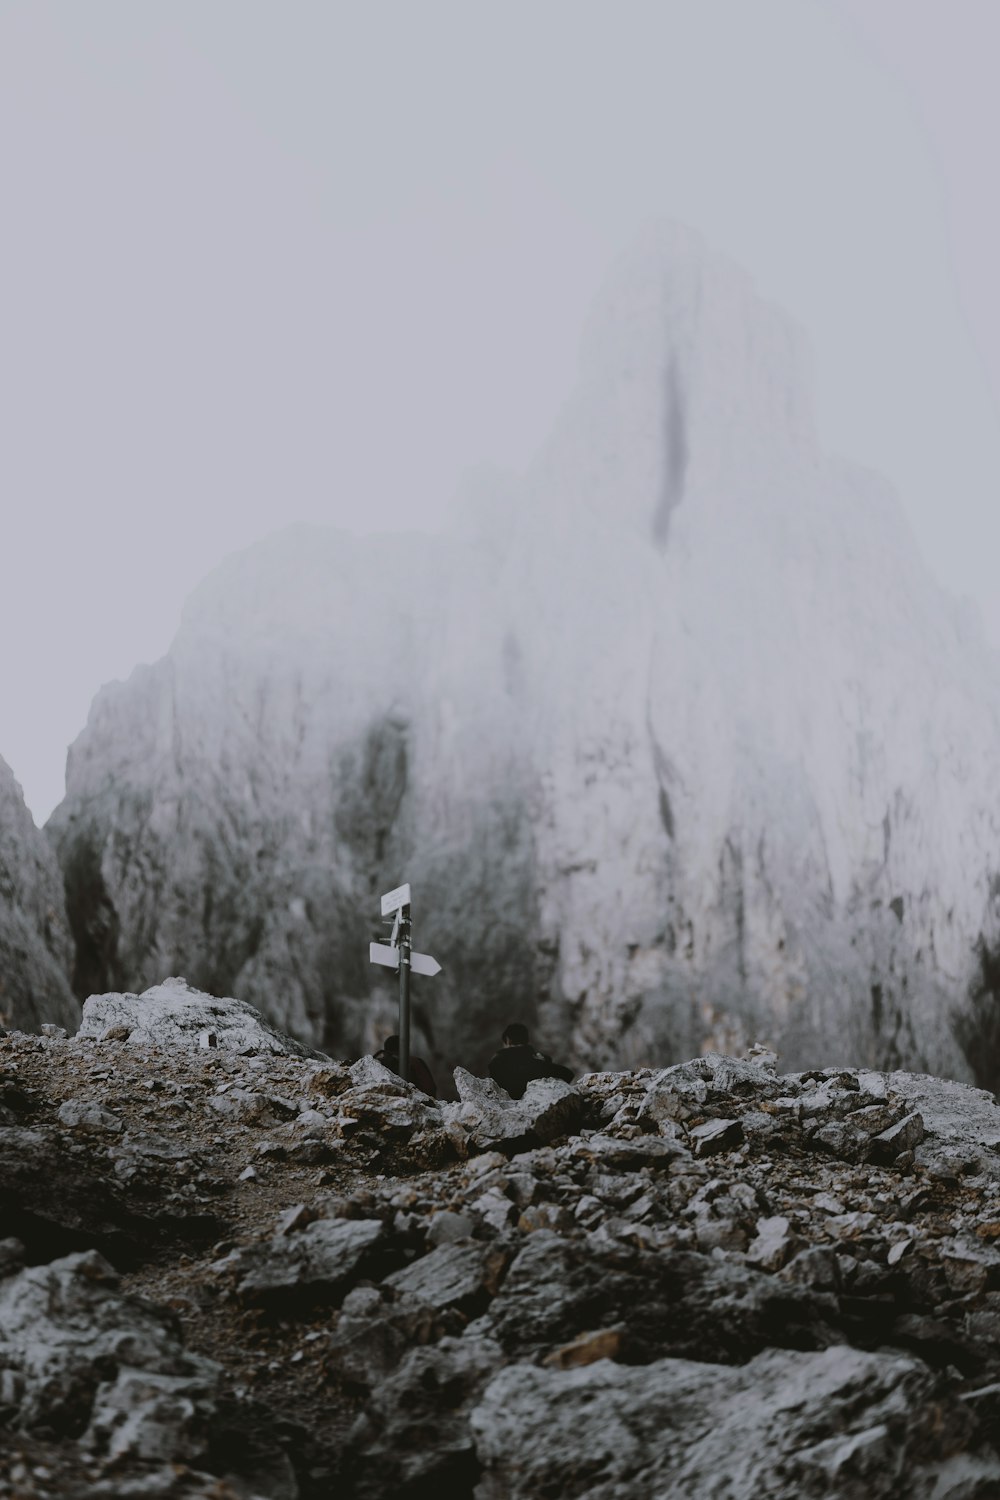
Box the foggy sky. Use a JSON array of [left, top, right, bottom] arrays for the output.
[[1, 0, 998, 823]]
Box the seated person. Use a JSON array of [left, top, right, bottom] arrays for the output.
[[488, 1022, 573, 1100], [375, 1034, 438, 1098]]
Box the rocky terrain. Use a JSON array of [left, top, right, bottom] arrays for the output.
[[6, 983, 1000, 1496], [45, 224, 1000, 1083], [0, 757, 77, 1037]]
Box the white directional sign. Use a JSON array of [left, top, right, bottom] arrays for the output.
[[380, 883, 412, 917], [369, 942, 442, 978]]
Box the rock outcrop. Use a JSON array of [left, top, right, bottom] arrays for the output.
[[76, 976, 329, 1059], [47, 225, 1000, 1080], [0, 754, 78, 1034], [6, 1012, 1000, 1494]]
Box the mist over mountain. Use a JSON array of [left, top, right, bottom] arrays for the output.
[[0, 754, 78, 1033], [41, 225, 1000, 1079]]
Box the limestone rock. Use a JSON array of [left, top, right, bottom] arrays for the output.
[[0, 753, 78, 1034], [325, 1288, 463, 1394], [7, 1034, 1000, 1495], [689, 1117, 743, 1157], [0, 1250, 218, 1456], [45, 229, 1000, 1083], [445, 1069, 583, 1152], [426, 1210, 476, 1246], [340, 1335, 503, 1499], [470, 1345, 980, 1498], [0, 1125, 217, 1267], [746, 1215, 800, 1272], [483, 1230, 834, 1366], [57, 1099, 124, 1133], [871, 1110, 925, 1162], [383, 1242, 509, 1315], [76, 978, 324, 1058], [215, 1216, 385, 1304]]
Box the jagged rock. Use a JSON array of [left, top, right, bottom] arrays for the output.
[[470, 1345, 985, 1499], [348, 1055, 400, 1089], [57, 1099, 124, 1133], [76, 979, 324, 1058], [0, 754, 78, 1034], [568, 1131, 687, 1169], [341, 1335, 503, 1498], [334, 1080, 441, 1137], [325, 1288, 463, 1393], [871, 1111, 926, 1162], [383, 1242, 509, 1314], [0, 1126, 220, 1267], [8, 1037, 1000, 1495], [746, 1215, 800, 1272], [689, 1117, 743, 1157], [445, 1069, 583, 1152], [49, 229, 1000, 1085], [807, 1119, 868, 1162], [483, 1230, 836, 1365], [426, 1210, 476, 1246], [542, 1328, 625, 1369], [214, 1216, 385, 1304], [634, 1066, 709, 1126], [207, 1088, 288, 1124], [0, 1250, 218, 1456]]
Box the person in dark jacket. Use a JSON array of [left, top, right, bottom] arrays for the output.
[[375, 1034, 438, 1098], [488, 1022, 573, 1100]]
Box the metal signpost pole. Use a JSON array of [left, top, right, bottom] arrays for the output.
[[370, 883, 440, 1084], [398, 904, 411, 1084]]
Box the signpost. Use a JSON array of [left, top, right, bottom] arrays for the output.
[[369, 883, 441, 1082]]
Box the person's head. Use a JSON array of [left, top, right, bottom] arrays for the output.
[[502, 1023, 529, 1048]]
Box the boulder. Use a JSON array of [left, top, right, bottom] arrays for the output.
[[340, 1335, 503, 1499], [383, 1242, 510, 1315], [57, 1099, 124, 1133], [0, 1126, 218, 1267], [483, 1230, 835, 1366], [0, 1250, 218, 1457], [445, 1070, 583, 1153], [470, 1345, 981, 1498], [76, 978, 325, 1058], [214, 1216, 385, 1304]]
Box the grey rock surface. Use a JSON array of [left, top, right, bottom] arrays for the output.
[[446, 1069, 583, 1150], [0, 1249, 218, 1458], [7, 1028, 1000, 1495], [43, 230, 1000, 1084], [470, 1345, 982, 1498], [383, 1241, 510, 1314], [76, 977, 325, 1058], [214, 1216, 385, 1303], [0, 753, 78, 1034]]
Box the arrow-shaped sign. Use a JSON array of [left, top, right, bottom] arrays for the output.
[[370, 942, 442, 978], [370, 880, 439, 1087]]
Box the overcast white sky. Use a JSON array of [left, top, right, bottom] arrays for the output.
[[1, 0, 998, 823]]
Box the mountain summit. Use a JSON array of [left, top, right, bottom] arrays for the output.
[[48, 226, 1000, 1080]]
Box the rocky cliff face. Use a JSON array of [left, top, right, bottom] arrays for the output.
[[48, 224, 1000, 1079], [0, 754, 78, 1034], [5, 994, 1000, 1496]]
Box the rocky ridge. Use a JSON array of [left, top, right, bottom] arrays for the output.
[[0, 756, 77, 1036], [47, 225, 1000, 1083], [5, 987, 1000, 1495]]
